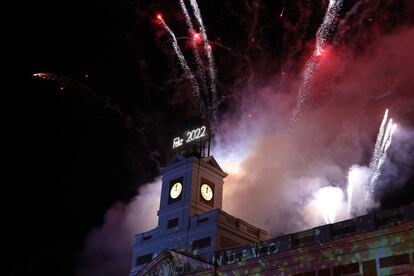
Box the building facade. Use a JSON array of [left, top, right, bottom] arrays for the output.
[[214, 204, 414, 275], [130, 154, 414, 275], [130, 154, 267, 275]]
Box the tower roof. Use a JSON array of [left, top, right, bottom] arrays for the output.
[[161, 154, 228, 177], [201, 156, 225, 173]]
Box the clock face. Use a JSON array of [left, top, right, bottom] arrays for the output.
[[200, 184, 213, 201], [170, 182, 183, 199]]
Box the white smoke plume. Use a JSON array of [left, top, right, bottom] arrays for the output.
[[77, 179, 161, 276], [215, 27, 414, 236], [346, 164, 373, 215]]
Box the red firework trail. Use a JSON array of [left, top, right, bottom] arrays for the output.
[[179, 0, 210, 122], [288, 0, 343, 136], [189, 0, 218, 126], [155, 14, 205, 116]]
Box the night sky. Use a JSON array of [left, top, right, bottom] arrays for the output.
[[11, 0, 414, 275]]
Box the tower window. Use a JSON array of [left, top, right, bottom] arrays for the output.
[[332, 263, 359, 275], [220, 235, 240, 249], [376, 213, 401, 228], [136, 253, 153, 266], [192, 237, 211, 250], [333, 220, 356, 239], [293, 271, 316, 276], [379, 254, 410, 268], [362, 260, 377, 276], [333, 224, 356, 238], [318, 268, 330, 276], [291, 229, 314, 248], [198, 217, 209, 223], [167, 217, 179, 229]]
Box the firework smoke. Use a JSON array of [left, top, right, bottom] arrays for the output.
[[78, 179, 161, 276], [289, 0, 343, 132], [314, 186, 345, 224], [346, 165, 373, 216], [317, 110, 397, 222], [346, 168, 354, 213]]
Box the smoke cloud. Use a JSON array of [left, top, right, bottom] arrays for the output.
[[77, 178, 161, 276], [217, 26, 414, 236]]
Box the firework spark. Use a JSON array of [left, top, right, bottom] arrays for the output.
[[157, 2, 217, 127], [315, 0, 343, 56], [314, 186, 344, 224], [369, 109, 389, 172], [369, 109, 397, 191], [289, 0, 343, 133], [157, 15, 204, 114], [376, 124, 397, 172], [346, 109, 397, 216], [178, 0, 208, 107], [370, 120, 397, 187], [189, 0, 218, 126], [33, 72, 58, 81], [345, 111, 397, 217]]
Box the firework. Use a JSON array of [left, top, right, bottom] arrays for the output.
[[178, 0, 208, 108], [179, 1, 205, 68], [314, 186, 344, 224], [189, 0, 218, 125], [368, 109, 397, 192], [289, 59, 317, 132], [289, 0, 343, 133], [33, 72, 58, 81], [157, 15, 204, 113], [315, 0, 343, 56], [157, 2, 217, 126], [346, 111, 397, 217], [373, 122, 397, 183], [346, 171, 354, 214], [380, 119, 394, 155], [369, 109, 389, 172]]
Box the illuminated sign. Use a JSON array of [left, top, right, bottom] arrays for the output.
[[173, 137, 183, 148], [214, 241, 280, 266], [172, 126, 207, 149]]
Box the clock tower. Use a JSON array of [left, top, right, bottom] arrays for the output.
[[158, 154, 226, 224], [130, 152, 267, 275]]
